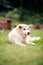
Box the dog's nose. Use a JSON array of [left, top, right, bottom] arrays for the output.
[[27, 32, 30, 35]]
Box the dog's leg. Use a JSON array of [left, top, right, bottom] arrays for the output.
[[29, 42, 35, 45], [26, 36, 35, 45], [31, 37, 40, 41], [26, 41, 35, 45], [14, 41, 26, 46], [26, 35, 40, 43]]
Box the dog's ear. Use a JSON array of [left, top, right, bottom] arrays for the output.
[[28, 24, 33, 28], [19, 26, 22, 29]]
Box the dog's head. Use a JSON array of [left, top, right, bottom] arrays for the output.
[[16, 24, 33, 37]]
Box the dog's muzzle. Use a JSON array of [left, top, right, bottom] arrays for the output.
[[27, 32, 30, 35]]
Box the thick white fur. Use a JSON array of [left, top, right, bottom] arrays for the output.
[[8, 24, 40, 46]]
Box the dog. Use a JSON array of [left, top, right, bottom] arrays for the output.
[[8, 24, 40, 46]]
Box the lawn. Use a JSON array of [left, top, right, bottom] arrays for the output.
[[0, 29, 43, 65]]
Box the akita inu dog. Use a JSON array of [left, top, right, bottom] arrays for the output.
[[8, 24, 40, 46]]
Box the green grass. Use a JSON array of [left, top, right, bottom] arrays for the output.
[[0, 29, 43, 65]]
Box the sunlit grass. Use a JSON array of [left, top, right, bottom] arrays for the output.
[[0, 29, 43, 65]]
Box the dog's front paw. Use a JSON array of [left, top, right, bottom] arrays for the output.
[[32, 37, 41, 41], [23, 44, 26, 46], [18, 43, 26, 46], [35, 37, 41, 40], [26, 41, 35, 45], [31, 42, 35, 45], [20, 43, 26, 46]]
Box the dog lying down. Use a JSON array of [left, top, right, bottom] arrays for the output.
[[8, 24, 40, 46]]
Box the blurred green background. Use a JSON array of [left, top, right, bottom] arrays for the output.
[[0, 0, 43, 24]]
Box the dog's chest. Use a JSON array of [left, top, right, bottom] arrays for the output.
[[21, 37, 26, 43]]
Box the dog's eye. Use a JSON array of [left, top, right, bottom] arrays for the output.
[[24, 28, 26, 30]]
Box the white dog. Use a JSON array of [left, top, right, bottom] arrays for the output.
[[8, 24, 40, 46]]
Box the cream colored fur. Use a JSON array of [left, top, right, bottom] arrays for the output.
[[8, 24, 40, 46]]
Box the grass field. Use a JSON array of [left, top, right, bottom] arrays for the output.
[[0, 29, 43, 65]]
